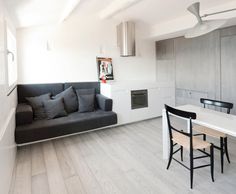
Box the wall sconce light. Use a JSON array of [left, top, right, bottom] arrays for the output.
[[7, 49, 14, 61]]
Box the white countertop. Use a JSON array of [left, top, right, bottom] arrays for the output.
[[101, 81, 174, 91]]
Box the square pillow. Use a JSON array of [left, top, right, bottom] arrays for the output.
[[26, 93, 51, 120], [76, 88, 96, 112], [43, 98, 67, 119], [77, 94, 95, 113], [53, 86, 78, 113]]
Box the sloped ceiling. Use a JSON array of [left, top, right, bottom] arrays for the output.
[[113, 0, 233, 25], [3, 0, 236, 40], [4, 0, 234, 27], [4, 0, 70, 27]]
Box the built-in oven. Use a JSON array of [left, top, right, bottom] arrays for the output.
[[131, 89, 148, 109]]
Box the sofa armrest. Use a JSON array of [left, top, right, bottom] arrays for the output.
[[16, 103, 33, 126], [96, 94, 113, 111]]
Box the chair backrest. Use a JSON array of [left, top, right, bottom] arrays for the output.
[[165, 104, 197, 148], [200, 98, 233, 114]]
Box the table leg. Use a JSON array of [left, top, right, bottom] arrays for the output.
[[162, 109, 169, 160], [187, 119, 191, 133]]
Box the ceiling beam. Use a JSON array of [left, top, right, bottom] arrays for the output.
[[59, 0, 81, 23], [99, 0, 143, 20]]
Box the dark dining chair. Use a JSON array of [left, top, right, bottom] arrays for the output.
[[194, 98, 233, 173], [165, 104, 214, 189]]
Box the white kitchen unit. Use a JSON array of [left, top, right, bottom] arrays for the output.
[[101, 81, 175, 125]]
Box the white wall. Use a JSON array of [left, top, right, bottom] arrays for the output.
[[16, 1, 156, 84], [0, 1, 17, 194]]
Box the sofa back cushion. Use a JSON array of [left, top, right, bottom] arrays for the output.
[[18, 83, 64, 103], [64, 82, 100, 94], [17, 82, 100, 108]]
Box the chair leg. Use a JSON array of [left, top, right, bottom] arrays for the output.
[[224, 137, 230, 163], [220, 137, 224, 174], [203, 134, 206, 141], [180, 146, 183, 161], [190, 150, 194, 189], [166, 141, 173, 170], [210, 144, 214, 182], [203, 134, 206, 151]]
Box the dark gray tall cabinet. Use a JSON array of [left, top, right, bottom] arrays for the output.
[[156, 26, 236, 114]]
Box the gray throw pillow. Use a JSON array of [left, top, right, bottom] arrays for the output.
[[77, 94, 95, 112], [43, 98, 67, 119], [26, 93, 51, 120], [53, 86, 78, 113], [76, 88, 96, 112]]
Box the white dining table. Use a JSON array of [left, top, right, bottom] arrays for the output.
[[162, 104, 236, 159]]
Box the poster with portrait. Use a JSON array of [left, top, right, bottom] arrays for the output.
[[97, 57, 114, 80]]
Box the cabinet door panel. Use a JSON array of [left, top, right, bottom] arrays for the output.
[[112, 90, 131, 124], [174, 32, 219, 95], [221, 35, 236, 114], [175, 89, 208, 106]]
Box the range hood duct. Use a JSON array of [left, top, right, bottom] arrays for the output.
[[117, 21, 135, 57]]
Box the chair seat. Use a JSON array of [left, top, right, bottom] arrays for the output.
[[172, 131, 211, 150], [193, 125, 226, 138]]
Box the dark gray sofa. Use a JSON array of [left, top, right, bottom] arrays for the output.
[[15, 82, 117, 144]]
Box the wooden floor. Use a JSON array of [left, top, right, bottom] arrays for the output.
[[9, 118, 236, 194]]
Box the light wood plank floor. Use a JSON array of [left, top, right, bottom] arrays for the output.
[[9, 118, 236, 194]]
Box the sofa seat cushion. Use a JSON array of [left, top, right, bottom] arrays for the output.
[[15, 110, 117, 144]]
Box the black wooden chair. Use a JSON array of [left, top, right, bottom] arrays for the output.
[[165, 104, 214, 189], [194, 98, 233, 173]]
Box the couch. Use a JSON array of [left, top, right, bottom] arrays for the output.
[[15, 82, 117, 144]]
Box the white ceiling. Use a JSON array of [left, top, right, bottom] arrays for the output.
[[113, 0, 234, 25], [4, 0, 70, 27], [3, 0, 236, 39], [4, 0, 235, 28]]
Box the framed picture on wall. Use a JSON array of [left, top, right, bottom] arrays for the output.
[[96, 57, 114, 80]]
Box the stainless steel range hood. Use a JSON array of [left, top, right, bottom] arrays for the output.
[[117, 21, 135, 57]]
